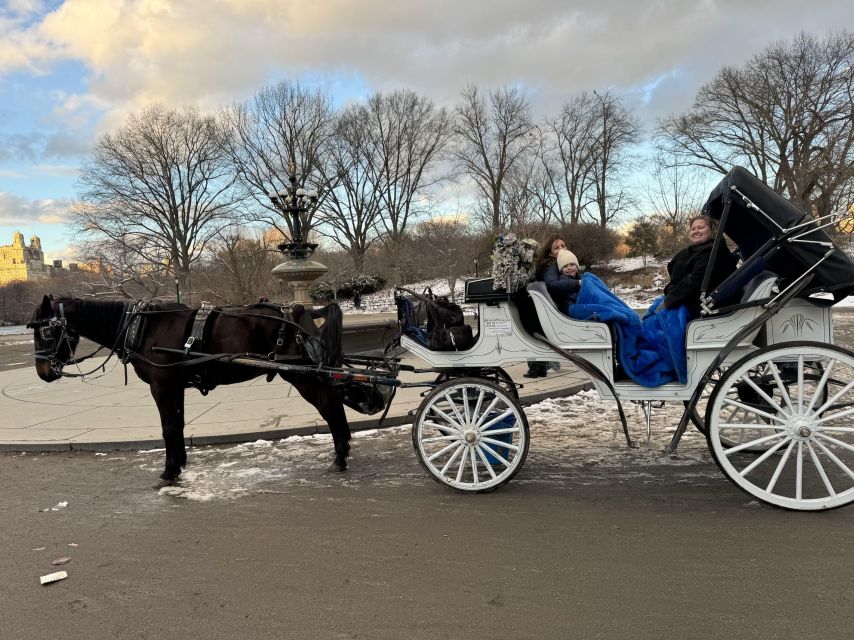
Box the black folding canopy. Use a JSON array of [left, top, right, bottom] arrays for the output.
[[702, 166, 854, 302]]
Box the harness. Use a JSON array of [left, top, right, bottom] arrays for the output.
[[29, 300, 134, 379]]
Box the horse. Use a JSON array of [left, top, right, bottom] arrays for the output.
[[27, 295, 350, 482]]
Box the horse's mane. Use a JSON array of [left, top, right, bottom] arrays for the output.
[[55, 297, 128, 330]]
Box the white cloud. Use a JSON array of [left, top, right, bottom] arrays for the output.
[[2, 0, 853, 131], [0, 191, 70, 225]]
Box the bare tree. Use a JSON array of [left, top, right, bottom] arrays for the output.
[[451, 85, 536, 232], [73, 106, 240, 303], [362, 89, 452, 244], [415, 217, 472, 302], [544, 93, 600, 225], [315, 106, 384, 272], [222, 81, 334, 241], [643, 157, 706, 254], [658, 31, 854, 216], [588, 90, 641, 227], [199, 232, 278, 304], [73, 235, 173, 299]]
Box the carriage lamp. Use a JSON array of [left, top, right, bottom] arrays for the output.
[[267, 172, 320, 261]]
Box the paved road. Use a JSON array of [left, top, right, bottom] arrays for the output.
[[1, 430, 852, 640], [3, 313, 854, 638]]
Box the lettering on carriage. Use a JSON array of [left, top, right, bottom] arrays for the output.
[[779, 313, 817, 336], [484, 319, 512, 336]]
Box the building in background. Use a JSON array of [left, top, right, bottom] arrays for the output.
[[0, 232, 51, 285]]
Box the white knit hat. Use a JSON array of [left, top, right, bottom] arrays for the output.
[[556, 249, 579, 270]]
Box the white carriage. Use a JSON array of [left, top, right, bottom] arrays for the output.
[[398, 167, 854, 511]]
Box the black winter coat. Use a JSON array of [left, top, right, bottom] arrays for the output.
[[664, 240, 738, 317], [537, 261, 581, 308]]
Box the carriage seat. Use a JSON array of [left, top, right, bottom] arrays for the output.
[[525, 281, 612, 349]]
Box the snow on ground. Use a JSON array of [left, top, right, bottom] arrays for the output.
[[601, 256, 667, 272], [129, 389, 718, 502]]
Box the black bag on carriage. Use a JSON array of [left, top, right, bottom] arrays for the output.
[[426, 296, 474, 351]]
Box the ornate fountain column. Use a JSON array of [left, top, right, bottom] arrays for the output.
[[268, 171, 327, 305]]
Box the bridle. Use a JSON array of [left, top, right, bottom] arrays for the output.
[[27, 301, 79, 376]]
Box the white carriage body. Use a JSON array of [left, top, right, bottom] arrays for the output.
[[401, 273, 833, 403]]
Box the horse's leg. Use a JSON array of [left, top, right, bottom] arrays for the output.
[[150, 382, 187, 481], [290, 378, 351, 471]]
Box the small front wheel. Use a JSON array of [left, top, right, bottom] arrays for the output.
[[413, 378, 530, 492]]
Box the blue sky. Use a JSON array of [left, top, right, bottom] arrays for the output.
[[2, 0, 854, 261]]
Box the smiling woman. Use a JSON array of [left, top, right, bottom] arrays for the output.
[[662, 215, 739, 319]]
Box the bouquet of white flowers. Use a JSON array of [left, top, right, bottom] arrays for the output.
[[491, 233, 539, 292]]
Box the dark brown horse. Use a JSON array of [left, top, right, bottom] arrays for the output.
[[27, 295, 350, 482]]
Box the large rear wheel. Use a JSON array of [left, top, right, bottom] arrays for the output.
[[707, 342, 854, 511]]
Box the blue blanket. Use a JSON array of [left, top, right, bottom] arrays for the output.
[[568, 273, 689, 387]]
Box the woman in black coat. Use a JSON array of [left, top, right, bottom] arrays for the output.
[[663, 215, 738, 318]]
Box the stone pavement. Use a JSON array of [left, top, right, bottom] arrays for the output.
[[0, 353, 589, 452]]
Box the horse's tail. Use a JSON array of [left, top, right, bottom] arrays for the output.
[[318, 303, 343, 367]]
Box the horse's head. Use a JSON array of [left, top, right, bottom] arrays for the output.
[[27, 295, 80, 382]]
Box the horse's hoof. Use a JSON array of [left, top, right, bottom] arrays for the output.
[[153, 478, 177, 489], [330, 458, 347, 472]]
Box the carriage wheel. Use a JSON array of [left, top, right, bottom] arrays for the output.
[[412, 378, 530, 493], [707, 342, 854, 511]]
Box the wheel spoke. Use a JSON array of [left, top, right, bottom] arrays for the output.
[[475, 446, 498, 480], [480, 437, 519, 452], [443, 392, 467, 428], [796, 442, 804, 501], [439, 443, 465, 475], [455, 446, 468, 483], [797, 355, 805, 414], [741, 375, 790, 419], [469, 447, 479, 485], [473, 396, 500, 429], [768, 360, 795, 414], [739, 436, 791, 477], [718, 423, 786, 431], [722, 430, 788, 456], [478, 408, 514, 432], [471, 388, 486, 426], [814, 379, 854, 416], [430, 406, 464, 432], [805, 359, 836, 414], [428, 440, 463, 463], [817, 426, 854, 433], [812, 438, 854, 482], [477, 427, 519, 436], [722, 397, 786, 423], [423, 420, 461, 434], [813, 406, 854, 426], [766, 439, 797, 493], [806, 442, 836, 497], [479, 441, 511, 467], [421, 434, 460, 443], [815, 432, 854, 455]]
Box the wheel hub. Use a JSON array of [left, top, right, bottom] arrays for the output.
[[464, 430, 479, 445], [788, 418, 814, 440]]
